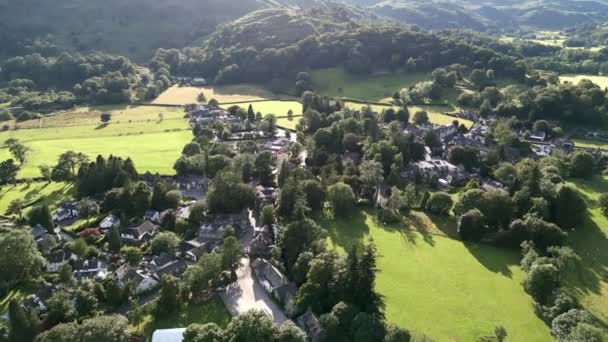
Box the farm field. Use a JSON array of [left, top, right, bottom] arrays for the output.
[[128, 297, 231, 341], [560, 74, 608, 89], [153, 84, 279, 105], [321, 209, 552, 341], [5, 105, 186, 130], [275, 116, 302, 130], [573, 138, 608, 150], [565, 177, 608, 323], [344, 101, 474, 128], [0, 105, 192, 178], [311, 67, 431, 101], [220, 100, 302, 116]]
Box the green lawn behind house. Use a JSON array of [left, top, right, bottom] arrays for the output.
[[321, 209, 552, 341], [573, 138, 608, 151], [128, 297, 231, 341], [0, 182, 73, 216]]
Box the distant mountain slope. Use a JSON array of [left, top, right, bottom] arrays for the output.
[[0, 0, 268, 60], [342, 0, 608, 32]]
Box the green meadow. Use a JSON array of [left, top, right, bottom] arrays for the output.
[[311, 67, 431, 101], [0, 105, 192, 178], [565, 177, 608, 324], [321, 209, 552, 341], [220, 100, 303, 116], [344, 102, 474, 128], [573, 138, 608, 151]]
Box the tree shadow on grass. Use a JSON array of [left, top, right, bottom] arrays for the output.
[[95, 123, 109, 130], [319, 208, 370, 252], [462, 241, 517, 278], [563, 213, 608, 300]]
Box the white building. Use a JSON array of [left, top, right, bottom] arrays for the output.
[[152, 328, 186, 342]]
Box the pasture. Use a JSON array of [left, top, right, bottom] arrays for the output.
[[322, 209, 552, 341], [573, 138, 608, 151], [344, 101, 474, 128], [153, 84, 278, 105], [310, 68, 431, 101], [220, 100, 303, 116], [0, 182, 72, 215], [0, 105, 192, 178], [560, 74, 608, 89], [565, 177, 608, 323]]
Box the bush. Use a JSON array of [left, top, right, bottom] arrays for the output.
[[327, 182, 356, 217], [458, 209, 487, 242], [523, 263, 559, 304], [426, 192, 453, 215]]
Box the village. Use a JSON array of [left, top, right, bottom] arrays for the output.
[[3, 95, 608, 342]]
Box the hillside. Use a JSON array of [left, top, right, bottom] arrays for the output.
[[343, 0, 608, 32], [0, 0, 267, 60]]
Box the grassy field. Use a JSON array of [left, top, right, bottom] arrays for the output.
[[275, 116, 302, 131], [344, 102, 474, 128], [565, 177, 608, 324], [321, 209, 552, 341], [0, 105, 191, 178], [561, 75, 608, 89], [573, 138, 608, 150], [311, 68, 431, 101], [153, 84, 279, 105], [128, 297, 231, 341], [0, 182, 72, 216], [220, 100, 303, 116]]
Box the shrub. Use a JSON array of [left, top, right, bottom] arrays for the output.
[[426, 192, 453, 215]]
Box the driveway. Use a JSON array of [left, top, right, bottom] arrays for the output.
[[219, 257, 288, 324]]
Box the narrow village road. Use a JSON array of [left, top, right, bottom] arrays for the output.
[[219, 257, 288, 324]]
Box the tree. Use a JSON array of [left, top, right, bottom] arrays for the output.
[[224, 310, 277, 342], [458, 209, 487, 242], [8, 141, 29, 165], [164, 190, 182, 209], [327, 182, 356, 217], [207, 172, 255, 214], [151, 231, 181, 255], [599, 193, 608, 216], [301, 179, 325, 212], [247, 104, 255, 122], [552, 185, 586, 229], [36, 315, 129, 342], [523, 263, 559, 304], [39, 164, 52, 182], [184, 253, 223, 299], [8, 300, 40, 342], [0, 159, 19, 185], [569, 151, 596, 179], [551, 309, 601, 342], [275, 321, 307, 342], [384, 324, 411, 342], [221, 235, 241, 273], [260, 204, 276, 227], [28, 204, 53, 229], [121, 246, 143, 266], [0, 230, 44, 286], [108, 227, 122, 252], [100, 113, 112, 123], [189, 200, 207, 226], [128, 299, 144, 332], [412, 111, 429, 125], [351, 312, 386, 342], [183, 323, 224, 342], [197, 92, 207, 103], [77, 198, 99, 223], [254, 150, 274, 186], [58, 264, 73, 284], [359, 160, 384, 203], [470, 69, 488, 90], [183, 142, 202, 156], [426, 192, 453, 215], [45, 290, 76, 326], [278, 219, 324, 271], [277, 160, 290, 188], [156, 275, 182, 317], [75, 288, 98, 318], [5, 199, 25, 218]]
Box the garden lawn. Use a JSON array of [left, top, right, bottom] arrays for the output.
[[129, 297, 231, 341], [573, 138, 608, 151], [565, 177, 608, 324], [311, 68, 430, 101], [561, 74, 608, 89], [220, 100, 303, 116], [153, 84, 278, 105], [321, 209, 552, 341], [344, 102, 474, 128], [0, 181, 72, 215]]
